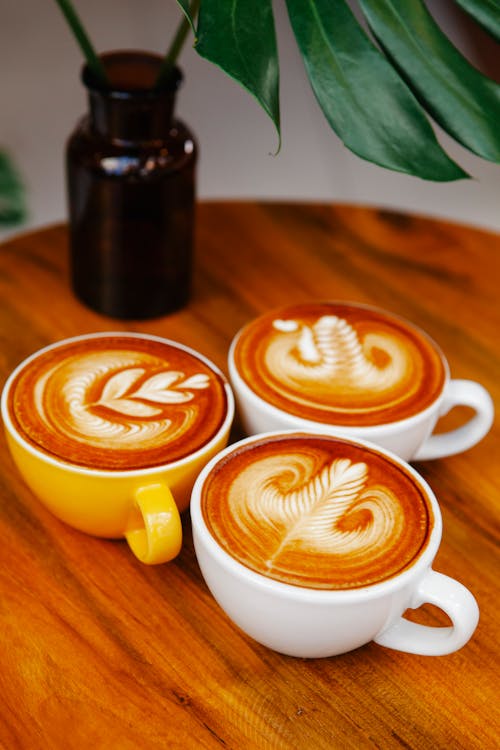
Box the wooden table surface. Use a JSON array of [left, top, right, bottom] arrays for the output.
[[0, 202, 498, 749]]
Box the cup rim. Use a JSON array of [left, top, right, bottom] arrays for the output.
[[1, 331, 235, 477], [228, 300, 450, 434], [190, 429, 443, 603]]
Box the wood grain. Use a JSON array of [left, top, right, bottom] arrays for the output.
[[0, 202, 498, 749]]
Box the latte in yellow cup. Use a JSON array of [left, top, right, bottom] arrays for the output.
[[1, 332, 234, 564]]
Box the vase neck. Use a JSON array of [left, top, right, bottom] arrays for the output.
[[83, 51, 182, 142], [88, 91, 178, 141]]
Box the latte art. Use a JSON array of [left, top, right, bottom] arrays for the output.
[[270, 315, 411, 401], [37, 353, 208, 451], [9, 336, 227, 470], [233, 455, 403, 567], [202, 435, 432, 589], [233, 303, 446, 426]]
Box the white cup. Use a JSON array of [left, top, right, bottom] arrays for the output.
[[228, 317, 494, 462], [191, 431, 479, 658]]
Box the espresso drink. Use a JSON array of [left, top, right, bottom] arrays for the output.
[[202, 434, 433, 590], [8, 335, 227, 470], [233, 303, 446, 426]]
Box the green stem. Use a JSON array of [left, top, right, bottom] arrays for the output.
[[155, 0, 201, 88], [53, 0, 108, 86]]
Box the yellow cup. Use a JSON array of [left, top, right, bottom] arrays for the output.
[[1, 333, 235, 564]]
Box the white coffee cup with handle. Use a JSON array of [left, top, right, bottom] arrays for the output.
[[191, 430, 479, 658], [228, 302, 493, 462]]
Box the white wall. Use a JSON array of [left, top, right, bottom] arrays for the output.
[[1, 0, 499, 241]]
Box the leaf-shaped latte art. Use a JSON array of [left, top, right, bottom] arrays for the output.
[[229, 454, 402, 570], [95, 368, 210, 415], [24, 341, 226, 470], [43, 357, 214, 452]]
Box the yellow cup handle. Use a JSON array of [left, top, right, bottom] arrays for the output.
[[125, 483, 182, 564]]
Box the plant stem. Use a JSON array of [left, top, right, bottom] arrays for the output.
[[155, 0, 201, 88], [53, 0, 108, 86]]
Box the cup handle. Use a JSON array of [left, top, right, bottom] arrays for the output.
[[374, 570, 479, 655], [414, 380, 494, 461], [125, 483, 182, 564]]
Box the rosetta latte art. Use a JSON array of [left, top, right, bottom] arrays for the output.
[[10, 337, 227, 469], [202, 436, 432, 589], [36, 353, 209, 451], [230, 454, 402, 570]]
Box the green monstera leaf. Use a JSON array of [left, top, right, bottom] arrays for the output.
[[195, 0, 280, 137], [358, 0, 500, 162], [286, 0, 467, 181], [191, 0, 500, 181]]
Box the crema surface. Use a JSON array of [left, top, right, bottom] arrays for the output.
[[9, 336, 227, 470], [202, 434, 433, 590], [233, 303, 446, 426]]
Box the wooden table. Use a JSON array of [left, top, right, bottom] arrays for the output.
[[0, 202, 498, 749]]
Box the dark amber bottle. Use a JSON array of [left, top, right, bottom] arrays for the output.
[[66, 51, 197, 319]]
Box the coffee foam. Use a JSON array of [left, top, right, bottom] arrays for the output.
[[233, 303, 446, 426], [8, 336, 228, 470], [202, 434, 432, 590]]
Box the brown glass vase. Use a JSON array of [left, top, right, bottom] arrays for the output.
[[66, 51, 197, 319]]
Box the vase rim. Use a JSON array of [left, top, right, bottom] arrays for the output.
[[82, 50, 183, 97]]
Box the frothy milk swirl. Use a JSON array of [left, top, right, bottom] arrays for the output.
[[231, 454, 402, 568], [9, 337, 227, 470], [234, 304, 446, 426], [34, 352, 202, 452], [202, 435, 431, 589], [270, 315, 411, 408]]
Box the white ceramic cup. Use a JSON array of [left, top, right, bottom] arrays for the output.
[[228, 316, 494, 462], [191, 431, 479, 658]]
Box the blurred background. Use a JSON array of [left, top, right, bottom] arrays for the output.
[[1, 0, 499, 242]]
